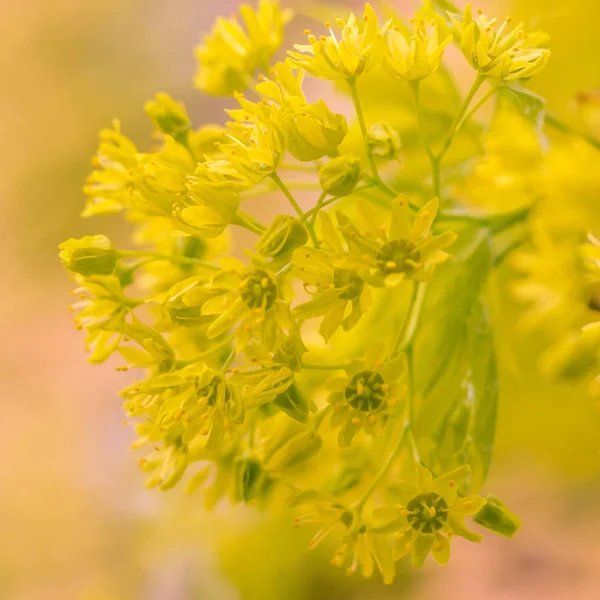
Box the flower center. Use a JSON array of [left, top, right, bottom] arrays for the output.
[[406, 492, 449, 533], [376, 240, 421, 275], [240, 269, 278, 310], [197, 376, 230, 407], [333, 269, 364, 300], [344, 370, 386, 412]]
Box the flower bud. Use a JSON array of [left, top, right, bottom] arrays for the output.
[[59, 235, 118, 277], [145, 93, 191, 142], [473, 496, 522, 537], [319, 156, 361, 196], [233, 457, 266, 503], [280, 100, 348, 162], [367, 123, 402, 159], [256, 215, 309, 259], [163, 276, 217, 327]]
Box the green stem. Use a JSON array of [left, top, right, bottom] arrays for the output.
[[310, 191, 328, 227], [347, 77, 379, 179], [391, 282, 427, 357], [411, 82, 440, 197], [493, 239, 525, 267], [271, 172, 319, 246], [371, 177, 399, 199], [220, 348, 236, 373], [301, 361, 352, 371], [175, 336, 235, 368], [312, 405, 333, 431], [299, 185, 374, 222], [490, 205, 531, 234], [438, 74, 486, 162], [248, 410, 257, 449], [119, 250, 219, 270], [456, 84, 499, 133], [545, 113, 600, 153], [355, 425, 408, 512], [233, 210, 267, 235], [270, 172, 305, 217]]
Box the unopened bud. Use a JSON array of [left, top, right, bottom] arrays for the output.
[[367, 123, 402, 159], [319, 156, 361, 196]]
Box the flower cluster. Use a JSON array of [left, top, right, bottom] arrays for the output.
[[58, 0, 587, 585]]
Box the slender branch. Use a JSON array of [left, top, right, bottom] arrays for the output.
[[118, 250, 219, 270], [411, 81, 441, 198], [299, 185, 374, 221], [370, 176, 399, 199], [391, 282, 427, 357], [233, 210, 267, 234], [493, 239, 525, 267], [438, 74, 486, 162], [270, 172, 305, 218], [301, 361, 353, 371], [490, 205, 531, 234], [354, 424, 408, 512], [175, 336, 235, 368], [347, 77, 379, 179], [270, 172, 319, 246], [456, 84, 499, 133], [310, 191, 328, 227], [220, 348, 236, 372], [545, 113, 600, 152], [312, 405, 333, 431]]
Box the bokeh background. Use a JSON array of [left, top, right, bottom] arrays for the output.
[[2, 1, 599, 598]]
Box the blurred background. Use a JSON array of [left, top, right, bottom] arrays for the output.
[[1, 0, 599, 598]]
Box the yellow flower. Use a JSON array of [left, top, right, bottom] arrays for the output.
[[67, 275, 141, 363], [194, 0, 293, 96], [255, 62, 349, 161], [324, 342, 407, 446], [292, 212, 372, 341], [385, 19, 452, 82], [82, 120, 138, 217], [219, 92, 287, 184], [123, 367, 244, 456], [457, 108, 543, 213], [174, 160, 245, 237], [374, 465, 486, 568], [449, 3, 550, 81], [512, 222, 600, 389], [288, 3, 391, 80], [337, 197, 457, 287], [59, 235, 117, 278], [144, 93, 191, 144], [166, 257, 292, 352], [294, 495, 395, 583], [279, 100, 348, 162]]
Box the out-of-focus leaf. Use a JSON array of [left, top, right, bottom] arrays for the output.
[[502, 84, 547, 130], [412, 230, 498, 492]]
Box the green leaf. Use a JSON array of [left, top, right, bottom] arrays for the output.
[[412, 230, 498, 492], [502, 84, 546, 130]]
